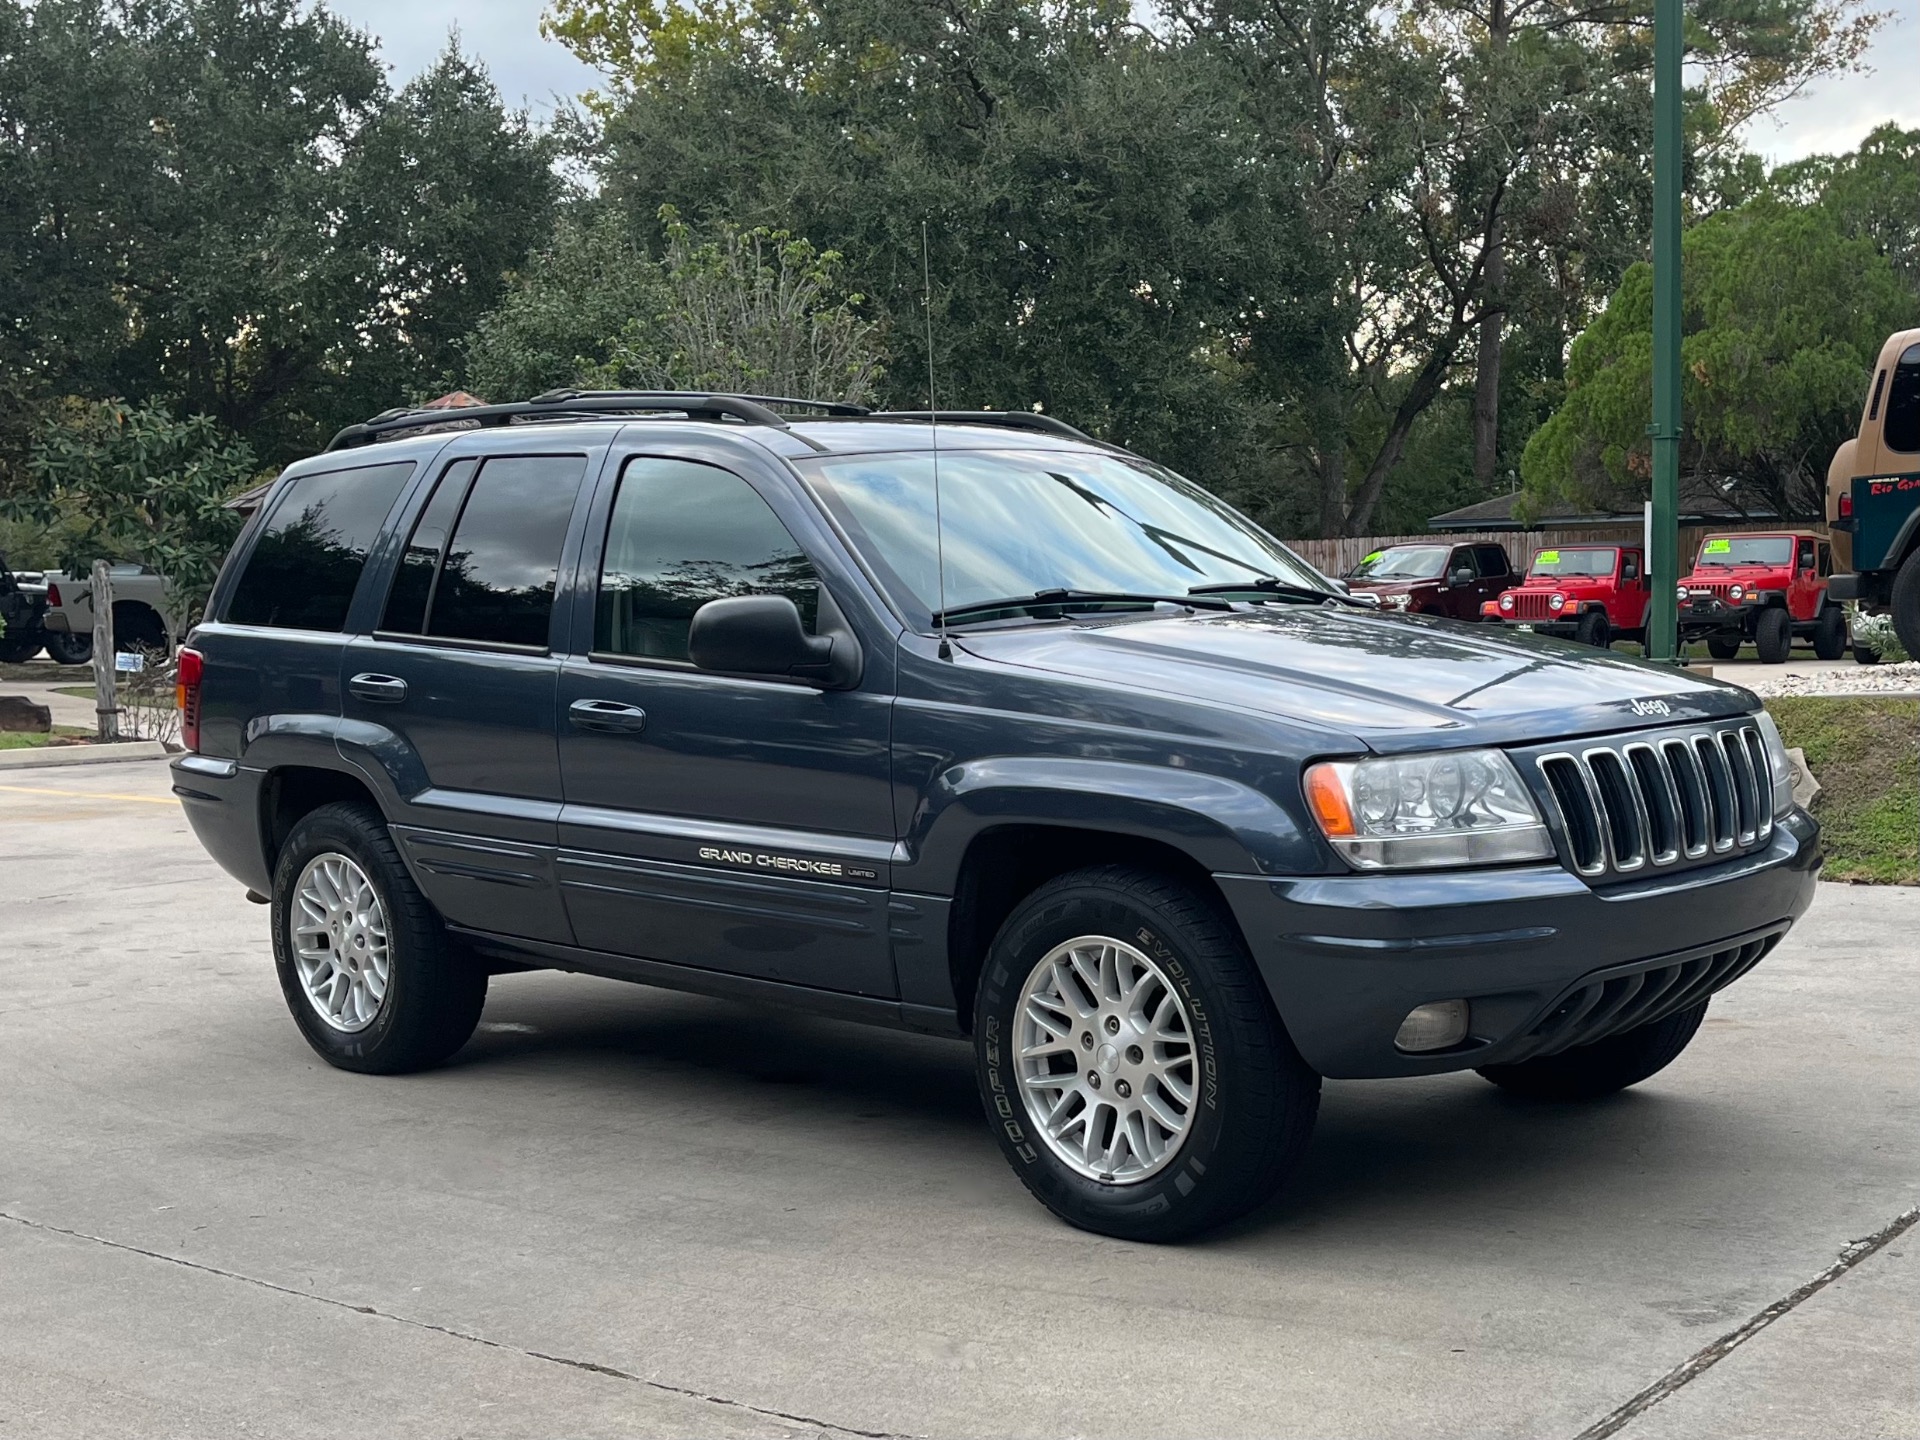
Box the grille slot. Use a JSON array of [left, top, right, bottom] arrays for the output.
[[1501, 935, 1779, 1062], [1510, 592, 1556, 622], [1536, 721, 1771, 880]]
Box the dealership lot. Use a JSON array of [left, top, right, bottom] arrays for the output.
[[2, 760, 1914, 1439]]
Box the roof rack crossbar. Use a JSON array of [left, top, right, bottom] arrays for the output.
[[324, 390, 869, 452], [862, 410, 1096, 443]]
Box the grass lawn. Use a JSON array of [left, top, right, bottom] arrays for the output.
[[1768, 696, 1918, 884], [0, 725, 93, 750]]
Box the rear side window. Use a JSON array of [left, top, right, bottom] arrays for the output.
[[225, 462, 413, 631], [595, 457, 819, 663], [1885, 345, 1920, 454], [381, 455, 587, 649]]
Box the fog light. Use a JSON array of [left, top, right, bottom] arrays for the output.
[[1395, 1000, 1470, 1053]]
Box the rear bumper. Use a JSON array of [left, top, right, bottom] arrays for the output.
[[170, 755, 272, 894], [1217, 809, 1821, 1079]]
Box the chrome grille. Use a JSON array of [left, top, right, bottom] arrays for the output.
[[1536, 722, 1772, 879]]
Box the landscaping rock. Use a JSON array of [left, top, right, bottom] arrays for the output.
[[0, 694, 52, 732]]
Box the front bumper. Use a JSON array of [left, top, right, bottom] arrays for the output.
[[1217, 809, 1821, 1078], [1676, 595, 1758, 638]]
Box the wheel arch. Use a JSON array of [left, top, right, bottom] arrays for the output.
[[260, 764, 387, 877]]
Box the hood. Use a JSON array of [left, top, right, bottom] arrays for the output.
[[956, 606, 1755, 753], [1346, 575, 1438, 594], [1683, 563, 1787, 585]]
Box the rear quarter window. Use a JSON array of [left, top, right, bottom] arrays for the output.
[[224, 462, 414, 631]]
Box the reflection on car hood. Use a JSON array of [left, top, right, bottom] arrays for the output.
[[957, 606, 1755, 752]]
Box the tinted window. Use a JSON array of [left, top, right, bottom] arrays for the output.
[[1885, 346, 1920, 454], [596, 458, 819, 663], [226, 462, 413, 631], [381, 459, 477, 633], [1473, 545, 1509, 577], [427, 456, 586, 648]]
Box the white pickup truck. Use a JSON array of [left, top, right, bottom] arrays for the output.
[[39, 565, 172, 662]]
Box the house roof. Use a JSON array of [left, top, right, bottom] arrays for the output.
[[1429, 482, 1783, 532]]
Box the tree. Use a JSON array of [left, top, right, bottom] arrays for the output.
[[1770, 124, 1920, 300], [5, 400, 259, 632], [1520, 198, 1911, 522]]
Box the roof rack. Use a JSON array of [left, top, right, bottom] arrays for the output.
[[323, 390, 872, 452], [860, 410, 1096, 443], [322, 391, 1098, 453]]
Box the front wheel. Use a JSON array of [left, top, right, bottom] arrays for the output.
[[1754, 606, 1793, 663], [1812, 604, 1847, 661], [1573, 610, 1611, 649], [1476, 1001, 1708, 1101], [974, 866, 1320, 1242], [1706, 635, 1741, 661], [271, 802, 486, 1075]]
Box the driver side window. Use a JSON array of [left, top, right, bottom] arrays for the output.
[[594, 457, 820, 664]]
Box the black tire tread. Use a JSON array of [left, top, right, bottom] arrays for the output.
[[1812, 604, 1847, 661], [1705, 635, 1741, 660], [1891, 551, 1920, 662], [1754, 606, 1792, 664]]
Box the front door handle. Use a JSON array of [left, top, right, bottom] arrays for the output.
[[349, 672, 408, 704], [569, 698, 648, 734]]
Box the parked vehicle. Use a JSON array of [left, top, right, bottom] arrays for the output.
[[39, 564, 172, 663], [1827, 328, 1920, 657], [0, 553, 52, 663], [1344, 541, 1515, 619], [171, 392, 1820, 1241], [1676, 532, 1845, 664], [1481, 545, 1650, 648]]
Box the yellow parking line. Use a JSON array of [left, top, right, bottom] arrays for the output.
[[0, 783, 175, 806]]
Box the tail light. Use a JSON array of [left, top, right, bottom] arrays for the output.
[[46, 582, 62, 606], [177, 647, 204, 752], [1838, 493, 1853, 519]]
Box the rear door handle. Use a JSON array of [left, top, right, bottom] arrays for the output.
[[569, 698, 648, 734], [348, 672, 408, 704]]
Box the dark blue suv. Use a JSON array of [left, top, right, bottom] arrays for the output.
[[171, 392, 1821, 1240]]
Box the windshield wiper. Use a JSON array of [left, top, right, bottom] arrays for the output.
[[931, 588, 1237, 627], [1187, 577, 1360, 606]]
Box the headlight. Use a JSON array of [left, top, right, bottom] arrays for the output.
[[1304, 750, 1555, 870], [1499, 593, 1515, 611], [1384, 593, 1411, 610], [1677, 584, 1689, 602], [1729, 583, 1745, 602], [1548, 593, 1566, 611], [1754, 711, 1795, 816]]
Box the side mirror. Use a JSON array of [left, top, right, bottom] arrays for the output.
[[1448, 567, 1475, 587], [687, 594, 859, 688]]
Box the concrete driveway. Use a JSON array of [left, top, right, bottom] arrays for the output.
[[2, 761, 1914, 1440]]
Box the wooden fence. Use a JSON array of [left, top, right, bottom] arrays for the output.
[[1284, 521, 1819, 579]]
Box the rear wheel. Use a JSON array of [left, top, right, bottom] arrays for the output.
[[1892, 552, 1920, 661], [0, 631, 41, 663], [1705, 635, 1741, 661], [1754, 606, 1793, 663], [271, 802, 486, 1074], [1573, 610, 1611, 649], [1476, 1002, 1708, 1101], [1812, 604, 1848, 661], [974, 866, 1320, 1242]]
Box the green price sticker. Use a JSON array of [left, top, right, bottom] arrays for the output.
[[1703, 538, 1731, 554], [1362, 551, 1383, 564], [1536, 549, 1560, 564]]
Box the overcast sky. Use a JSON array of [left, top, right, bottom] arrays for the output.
[[320, 0, 1919, 164]]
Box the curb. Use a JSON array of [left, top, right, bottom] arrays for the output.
[[0, 740, 170, 770]]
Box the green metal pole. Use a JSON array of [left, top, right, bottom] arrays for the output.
[[1647, 0, 1683, 661]]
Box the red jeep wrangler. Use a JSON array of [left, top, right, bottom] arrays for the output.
[[1676, 530, 1846, 664], [1480, 545, 1650, 648]]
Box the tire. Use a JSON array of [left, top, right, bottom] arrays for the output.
[[1753, 605, 1792, 664], [0, 632, 41, 663], [1812, 604, 1847, 661], [1573, 609, 1611, 649], [1476, 1001, 1709, 1101], [270, 802, 486, 1075], [1892, 551, 1920, 662], [973, 865, 1320, 1242], [1853, 642, 1881, 666], [1705, 635, 1741, 661], [42, 631, 92, 666]]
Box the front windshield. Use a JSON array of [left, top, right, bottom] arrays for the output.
[[800, 448, 1330, 627], [1529, 548, 1616, 578], [1349, 546, 1448, 581], [1694, 536, 1793, 567]]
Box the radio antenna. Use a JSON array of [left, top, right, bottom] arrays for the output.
[[923, 220, 952, 661]]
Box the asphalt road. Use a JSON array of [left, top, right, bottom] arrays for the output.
[[2, 760, 1914, 1440]]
